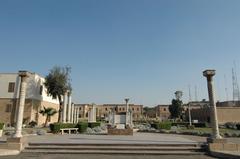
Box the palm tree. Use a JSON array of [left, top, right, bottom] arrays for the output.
[[44, 66, 71, 122], [39, 107, 58, 127]]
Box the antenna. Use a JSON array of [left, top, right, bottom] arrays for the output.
[[194, 85, 198, 101], [224, 74, 229, 101], [232, 61, 240, 101], [188, 85, 192, 102]]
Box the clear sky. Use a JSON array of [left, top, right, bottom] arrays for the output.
[[0, 0, 240, 106]]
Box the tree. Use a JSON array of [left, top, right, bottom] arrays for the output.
[[39, 107, 57, 127], [44, 66, 71, 122], [169, 91, 183, 120]]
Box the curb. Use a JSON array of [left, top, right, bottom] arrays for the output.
[[209, 151, 240, 159]]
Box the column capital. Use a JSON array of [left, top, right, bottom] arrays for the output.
[[203, 70, 215, 81]]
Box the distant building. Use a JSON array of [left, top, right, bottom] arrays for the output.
[[74, 104, 143, 121], [187, 100, 240, 124], [0, 72, 59, 126], [155, 105, 170, 121]]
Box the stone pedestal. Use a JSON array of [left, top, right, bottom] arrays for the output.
[[6, 137, 27, 151]]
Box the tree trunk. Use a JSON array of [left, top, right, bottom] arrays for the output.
[[58, 100, 62, 123], [44, 116, 48, 127]]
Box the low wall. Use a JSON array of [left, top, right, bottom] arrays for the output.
[[107, 128, 133, 135]]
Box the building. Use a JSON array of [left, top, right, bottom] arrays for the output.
[[188, 100, 240, 124], [155, 105, 171, 121], [74, 104, 143, 121], [0, 72, 59, 126]]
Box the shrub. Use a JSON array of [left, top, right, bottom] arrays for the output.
[[225, 122, 236, 129], [236, 123, 240, 130], [76, 122, 88, 133], [150, 122, 171, 130], [187, 125, 195, 129], [29, 121, 37, 128], [88, 122, 101, 128], [49, 123, 77, 133], [0, 123, 4, 130], [193, 122, 207, 128]]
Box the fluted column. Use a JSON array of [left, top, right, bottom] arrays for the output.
[[13, 71, 30, 138], [67, 92, 72, 122], [71, 103, 74, 123], [125, 98, 129, 126], [62, 92, 68, 123], [203, 70, 222, 139]]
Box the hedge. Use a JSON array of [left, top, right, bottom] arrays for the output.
[[88, 122, 101, 128], [151, 122, 172, 130], [49, 123, 77, 133], [49, 122, 100, 133], [0, 123, 4, 130], [172, 122, 207, 128], [76, 122, 88, 133]]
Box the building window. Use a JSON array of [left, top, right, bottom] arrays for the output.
[[123, 108, 125, 111], [119, 108, 121, 111], [105, 108, 108, 111], [132, 108, 134, 111], [163, 108, 166, 111], [79, 107, 82, 111], [39, 85, 43, 95], [8, 82, 15, 93], [5, 104, 12, 113], [137, 108, 139, 111]]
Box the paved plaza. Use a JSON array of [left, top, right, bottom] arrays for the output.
[[0, 154, 217, 159], [25, 133, 204, 144]]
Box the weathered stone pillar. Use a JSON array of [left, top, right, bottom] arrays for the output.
[[13, 71, 30, 138], [71, 103, 74, 123], [67, 92, 72, 122], [62, 92, 68, 123], [88, 104, 96, 123], [125, 98, 129, 126], [203, 70, 222, 140], [73, 107, 77, 123], [76, 107, 79, 123]]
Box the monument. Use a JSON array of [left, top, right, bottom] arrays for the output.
[[107, 98, 133, 135], [88, 103, 97, 123]]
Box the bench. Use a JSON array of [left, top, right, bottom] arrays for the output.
[[60, 128, 78, 135]]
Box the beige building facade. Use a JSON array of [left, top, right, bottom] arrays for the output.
[[74, 104, 143, 121], [0, 72, 59, 126]]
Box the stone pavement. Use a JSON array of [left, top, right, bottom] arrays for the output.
[[25, 133, 202, 144], [1, 133, 240, 158]]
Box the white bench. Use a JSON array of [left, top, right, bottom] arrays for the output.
[[60, 128, 78, 135]]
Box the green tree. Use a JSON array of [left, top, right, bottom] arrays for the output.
[[169, 91, 183, 120], [44, 66, 71, 122], [39, 107, 57, 127]]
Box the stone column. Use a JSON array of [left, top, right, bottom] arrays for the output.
[[70, 103, 74, 123], [62, 92, 68, 123], [203, 70, 222, 139], [125, 98, 129, 126], [13, 71, 30, 138], [73, 107, 77, 123], [76, 107, 79, 123], [67, 92, 72, 122]]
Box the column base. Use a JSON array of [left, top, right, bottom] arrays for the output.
[[207, 137, 227, 143], [7, 137, 26, 151]]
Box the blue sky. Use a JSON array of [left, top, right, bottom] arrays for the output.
[[0, 0, 240, 106]]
